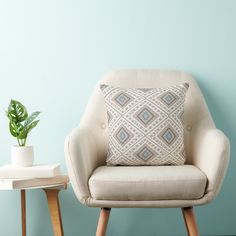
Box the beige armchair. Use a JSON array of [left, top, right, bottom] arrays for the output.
[[64, 70, 230, 236]]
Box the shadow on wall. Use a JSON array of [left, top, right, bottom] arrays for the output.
[[107, 208, 184, 236], [194, 74, 234, 136]]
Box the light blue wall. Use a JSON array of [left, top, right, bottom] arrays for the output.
[[0, 0, 235, 235]]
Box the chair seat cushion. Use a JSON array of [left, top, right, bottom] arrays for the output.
[[89, 165, 207, 201]]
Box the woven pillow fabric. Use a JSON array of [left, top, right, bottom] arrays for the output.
[[100, 83, 189, 166]]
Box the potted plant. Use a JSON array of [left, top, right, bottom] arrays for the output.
[[6, 99, 40, 166]]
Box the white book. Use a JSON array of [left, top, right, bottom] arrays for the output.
[[0, 164, 61, 178], [0, 175, 69, 190]]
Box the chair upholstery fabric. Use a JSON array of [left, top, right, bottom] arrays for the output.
[[64, 70, 230, 208], [89, 165, 207, 201]]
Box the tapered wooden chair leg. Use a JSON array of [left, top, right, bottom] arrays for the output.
[[44, 189, 64, 236], [182, 207, 199, 236], [96, 208, 111, 236]]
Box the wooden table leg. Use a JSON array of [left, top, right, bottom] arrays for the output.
[[21, 190, 26, 236], [44, 189, 64, 236]]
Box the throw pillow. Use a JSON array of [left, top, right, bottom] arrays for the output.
[[100, 83, 189, 166]]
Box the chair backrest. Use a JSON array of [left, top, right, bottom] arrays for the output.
[[80, 70, 215, 165]]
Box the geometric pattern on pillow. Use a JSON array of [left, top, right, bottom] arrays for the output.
[[100, 83, 189, 166]]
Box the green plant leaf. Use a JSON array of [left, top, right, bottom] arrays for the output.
[[6, 99, 40, 145], [18, 128, 28, 139], [18, 120, 40, 139], [27, 120, 40, 133], [24, 111, 40, 127], [7, 100, 28, 122], [9, 120, 24, 137]]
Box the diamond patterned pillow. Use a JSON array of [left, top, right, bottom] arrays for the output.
[[100, 83, 189, 166]]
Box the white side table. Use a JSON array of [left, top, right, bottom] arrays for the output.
[[0, 177, 68, 236]]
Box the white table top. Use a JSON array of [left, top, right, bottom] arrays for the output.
[[0, 175, 69, 190]]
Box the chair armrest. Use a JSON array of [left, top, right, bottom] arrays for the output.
[[191, 127, 230, 198], [64, 126, 101, 204]]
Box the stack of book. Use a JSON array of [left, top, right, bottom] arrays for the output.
[[0, 164, 68, 189]]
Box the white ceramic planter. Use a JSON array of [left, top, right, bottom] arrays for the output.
[[11, 146, 34, 167]]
